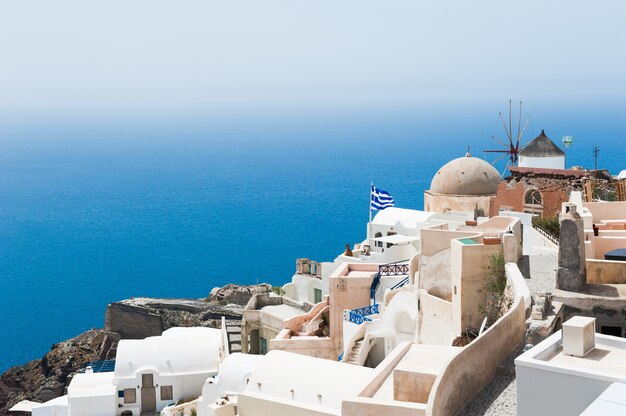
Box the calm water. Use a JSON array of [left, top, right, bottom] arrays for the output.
[[0, 110, 624, 371]]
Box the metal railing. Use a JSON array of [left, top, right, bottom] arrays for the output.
[[379, 261, 410, 276], [390, 276, 410, 290], [533, 224, 559, 246], [370, 260, 410, 301], [348, 304, 379, 325], [80, 360, 116, 373]]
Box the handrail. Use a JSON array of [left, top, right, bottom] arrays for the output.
[[371, 260, 410, 301], [80, 360, 116, 373], [532, 224, 559, 246], [390, 276, 410, 290], [370, 272, 381, 300], [348, 304, 379, 325]]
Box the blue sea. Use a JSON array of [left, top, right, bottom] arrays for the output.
[[1, 108, 624, 372]]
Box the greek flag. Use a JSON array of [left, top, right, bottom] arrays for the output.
[[371, 186, 395, 210]]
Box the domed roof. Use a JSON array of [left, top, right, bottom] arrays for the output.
[[429, 153, 500, 195]]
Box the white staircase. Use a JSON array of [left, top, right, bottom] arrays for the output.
[[346, 338, 365, 365]]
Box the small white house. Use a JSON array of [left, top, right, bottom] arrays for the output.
[[31, 327, 226, 416], [114, 327, 224, 415]]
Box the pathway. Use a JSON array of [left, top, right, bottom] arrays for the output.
[[458, 225, 558, 415]]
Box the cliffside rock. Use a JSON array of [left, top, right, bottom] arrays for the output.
[[0, 283, 267, 415], [105, 296, 246, 339], [210, 283, 272, 305], [0, 329, 117, 416]]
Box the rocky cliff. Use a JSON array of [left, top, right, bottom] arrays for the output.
[[0, 283, 271, 415]]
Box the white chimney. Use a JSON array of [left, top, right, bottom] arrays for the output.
[[562, 316, 596, 357]]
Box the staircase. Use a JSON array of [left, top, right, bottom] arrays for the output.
[[226, 324, 242, 353], [345, 338, 365, 365]]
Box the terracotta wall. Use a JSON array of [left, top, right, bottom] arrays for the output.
[[489, 179, 569, 218], [328, 264, 376, 349]]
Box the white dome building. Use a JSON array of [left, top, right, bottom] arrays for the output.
[[424, 152, 500, 216]]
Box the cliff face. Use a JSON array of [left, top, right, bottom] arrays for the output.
[[0, 329, 117, 415], [0, 283, 271, 415]]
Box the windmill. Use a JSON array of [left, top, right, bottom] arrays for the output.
[[483, 100, 531, 177]]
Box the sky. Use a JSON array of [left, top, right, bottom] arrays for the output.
[[1, 1, 626, 121]]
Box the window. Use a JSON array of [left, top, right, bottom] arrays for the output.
[[260, 337, 267, 354], [314, 288, 322, 303], [123, 388, 136, 404], [524, 189, 542, 205], [374, 232, 383, 248], [160, 385, 173, 401]]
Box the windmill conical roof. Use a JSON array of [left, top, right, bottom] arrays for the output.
[[520, 130, 565, 157]]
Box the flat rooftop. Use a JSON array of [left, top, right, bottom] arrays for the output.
[[261, 304, 307, 320], [540, 344, 626, 378], [373, 344, 460, 400], [517, 332, 626, 382]]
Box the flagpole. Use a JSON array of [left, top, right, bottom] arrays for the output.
[[368, 182, 373, 244]]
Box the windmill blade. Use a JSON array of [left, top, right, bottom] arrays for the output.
[[499, 112, 512, 142], [519, 115, 531, 145], [516, 101, 523, 146], [501, 158, 512, 178], [491, 135, 510, 148], [491, 153, 509, 166]]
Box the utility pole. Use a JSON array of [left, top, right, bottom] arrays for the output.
[[593, 145, 600, 170]]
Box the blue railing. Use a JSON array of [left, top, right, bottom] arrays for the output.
[[370, 260, 410, 301], [370, 272, 381, 300], [348, 304, 379, 325], [338, 352, 344, 361], [80, 360, 116, 373]]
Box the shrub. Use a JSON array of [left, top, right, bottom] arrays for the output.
[[271, 285, 286, 296], [478, 252, 512, 325], [532, 216, 560, 239]]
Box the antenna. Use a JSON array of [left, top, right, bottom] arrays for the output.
[[562, 136, 573, 168], [593, 145, 600, 170]]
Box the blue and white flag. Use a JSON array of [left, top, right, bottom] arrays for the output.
[[371, 186, 395, 210]]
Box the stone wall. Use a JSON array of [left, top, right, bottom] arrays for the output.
[[586, 259, 626, 284], [104, 302, 163, 339]]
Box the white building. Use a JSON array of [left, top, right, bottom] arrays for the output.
[[516, 317, 626, 416], [31, 327, 226, 416], [518, 130, 565, 169]]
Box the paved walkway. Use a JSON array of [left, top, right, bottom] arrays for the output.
[[458, 348, 520, 416], [458, 225, 558, 415]]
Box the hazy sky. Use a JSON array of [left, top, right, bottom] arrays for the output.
[[1, 1, 626, 119]]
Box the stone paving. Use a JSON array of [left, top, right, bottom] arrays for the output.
[[458, 225, 558, 415], [458, 347, 520, 416], [519, 225, 558, 295]]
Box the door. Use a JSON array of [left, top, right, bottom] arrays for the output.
[[141, 373, 157, 413], [314, 288, 322, 304]]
